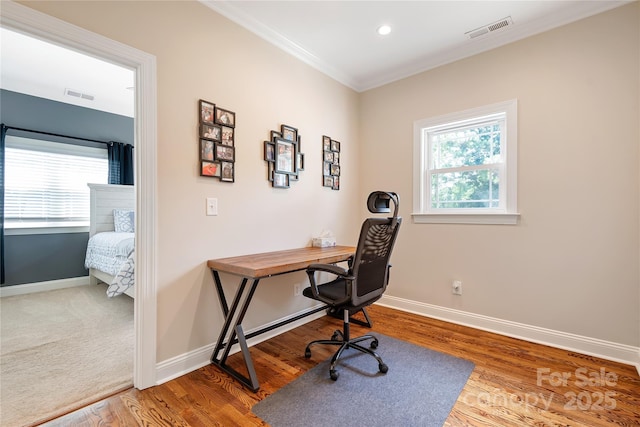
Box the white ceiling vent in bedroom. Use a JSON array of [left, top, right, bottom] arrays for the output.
[[64, 88, 95, 101], [466, 16, 513, 39]]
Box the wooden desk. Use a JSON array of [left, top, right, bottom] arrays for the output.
[[207, 245, 355, 391]]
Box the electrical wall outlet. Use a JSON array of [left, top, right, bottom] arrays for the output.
[[293, 283, 302, 296], [452, 280, 463, 295]]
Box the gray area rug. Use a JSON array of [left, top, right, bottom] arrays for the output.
[[0, 284, 133, 427], [252, 333, 474, 427]]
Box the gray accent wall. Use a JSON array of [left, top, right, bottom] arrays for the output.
[[1, 90, 134, 286]]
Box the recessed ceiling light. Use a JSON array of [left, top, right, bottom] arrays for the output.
[[377, 25, 391, 36]]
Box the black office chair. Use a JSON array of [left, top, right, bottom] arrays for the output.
[[303, 191, 402, 380]]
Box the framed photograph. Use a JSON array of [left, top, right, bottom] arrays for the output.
[[331, 140, 341, 152], [270, 130, 282, 141], [215, 144, 235, 162], [200, 100, 215, 125], [220, 161, 234, 182], [273, 172, 290, 188], [281, 124, 298, 142], [333, 151, 340, 165], [323, 161, 331, 176], [264, 141, 275, 162], [201, 161, 221, 177], [215, 107, 235, 127], [221, 126, 234, 146], [324, 151, 334, 163], [323, 175, 334, 187], [323, 135, 331, 151], [268, 161, 274, 181], [201, 124, 221, 141], [274, 137, 296, 174], [200, 139, 214, 161], [332, 176, 340, 190], [296, 152, 304, 171], [331, 164, 340, 176]]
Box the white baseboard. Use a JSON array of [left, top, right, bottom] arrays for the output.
[[155, 305, 327, 385], [0, 276, 91, 297], [377, 295, 640, 376], [155, 296, 640, 385]]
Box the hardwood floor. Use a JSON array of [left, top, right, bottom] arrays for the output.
[[40, 305, 640, 426]]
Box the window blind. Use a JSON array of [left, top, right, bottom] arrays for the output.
[[5, 136, 108, 225]]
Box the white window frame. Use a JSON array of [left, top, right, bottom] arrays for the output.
[[4, 135, 108, 234], [413, 99, 519, 225]]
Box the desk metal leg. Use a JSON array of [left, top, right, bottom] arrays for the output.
[[210, 272, 261, 391]]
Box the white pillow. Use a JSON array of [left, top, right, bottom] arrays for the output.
[[113, 209, 135, 233]]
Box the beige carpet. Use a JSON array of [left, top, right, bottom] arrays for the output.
[[0, 284, 134, 427]]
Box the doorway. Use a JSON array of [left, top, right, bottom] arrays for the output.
[[1, 2, 157, 389]]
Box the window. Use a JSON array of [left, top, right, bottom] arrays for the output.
[[413, 100, 519, 224], [5, 136, 108, 230]]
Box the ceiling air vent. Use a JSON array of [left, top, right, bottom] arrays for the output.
[[64, 88, 95, 101], [466, 16, 513, 39]]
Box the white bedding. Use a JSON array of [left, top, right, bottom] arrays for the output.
[[85, 231, 135, 297]]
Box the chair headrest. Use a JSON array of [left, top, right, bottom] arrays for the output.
[[367, 191, 400, 230]]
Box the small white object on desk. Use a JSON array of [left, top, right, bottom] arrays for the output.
[[312, 230, 336, 247]]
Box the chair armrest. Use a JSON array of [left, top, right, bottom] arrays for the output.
[[305, 263, 354, 305], [306, 263, 350, 277]]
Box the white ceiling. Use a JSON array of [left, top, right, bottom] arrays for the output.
[[0, 1, 629, 117], [204, 0, 630, 91], [0, 27, 135, 117]]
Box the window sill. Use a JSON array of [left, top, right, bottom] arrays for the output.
[[5, 222, 90, 235], [412, 212, 520, 225]]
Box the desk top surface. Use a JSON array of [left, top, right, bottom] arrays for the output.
[[207, 245, 356, 278]]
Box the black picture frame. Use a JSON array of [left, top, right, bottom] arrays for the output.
[[200, 99, 215, 125], [201, 161, 221, 178], [322, 135, 331, 151], [296, 152, 304, 171], [220, 161, 234, 182], [264, 141, 275, 162], [323, 161, 331, 176], [215, 107, 236, 127], [281, 124, 298, 142], [201, 124, 221, 141], [200, 139, 214, 161], [273, 172, 290, 188], [322, 134, 341, 191], [274, 137, 296, 174], [215, 144, 235, 162], [332, 176, 340, 190], [221, 126, 234, 146]]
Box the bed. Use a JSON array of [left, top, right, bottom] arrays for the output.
[[85, 183, 135, 298]]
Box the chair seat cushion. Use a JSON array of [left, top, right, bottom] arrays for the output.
[[303, 278, 346, 303]]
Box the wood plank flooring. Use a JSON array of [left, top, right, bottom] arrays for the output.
[[39, 305, 640, 426]]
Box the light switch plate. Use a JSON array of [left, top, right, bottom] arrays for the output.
[[206, 197, 218, 216]]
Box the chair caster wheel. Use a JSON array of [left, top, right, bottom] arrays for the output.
[[370, 340, 378, 349], [330, 370, 339, 381], [331, 332, 340, 341], [304, 349, 311, 358], [379, 363, 388, 374]]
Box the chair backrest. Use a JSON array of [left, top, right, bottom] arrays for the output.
[[349, 215, 402, 307]]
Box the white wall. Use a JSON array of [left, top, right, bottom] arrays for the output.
[[359, 3, 639, 348]]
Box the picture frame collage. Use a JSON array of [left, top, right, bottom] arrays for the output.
[[199, 99, 236, 182], [322, 135, 340, 190], [264, 124, 305, 188]]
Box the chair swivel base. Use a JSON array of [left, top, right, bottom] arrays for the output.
[[305, 330, 389, 381]]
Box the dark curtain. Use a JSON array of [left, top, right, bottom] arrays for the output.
[[1, 124, 6, 284], [108, 141, 134, 185]]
